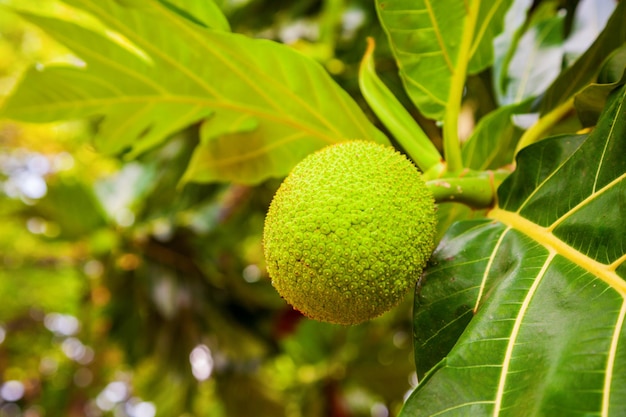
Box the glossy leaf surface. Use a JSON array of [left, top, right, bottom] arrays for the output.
[[404, 85, 626, 416], [0, 0, 386, 184]]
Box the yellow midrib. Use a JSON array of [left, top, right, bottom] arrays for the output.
[[489, 207, 626, 416], [488, 207, 626, 296]]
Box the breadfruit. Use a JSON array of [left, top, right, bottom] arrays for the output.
[[263, 140, 436, 325]]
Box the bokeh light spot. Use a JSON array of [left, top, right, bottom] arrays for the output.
[[190, 344, 214, 381], [0, 380, 25, 402], [242, 264, 261, 283], [44, 313, 80, 336]]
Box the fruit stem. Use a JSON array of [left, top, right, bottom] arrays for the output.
[[427, 169, 509, 208], [359, 37, 443, 172], [422, 160, 447, 181]]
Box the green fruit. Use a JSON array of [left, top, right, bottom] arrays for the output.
[[263, 140, 436, 325]]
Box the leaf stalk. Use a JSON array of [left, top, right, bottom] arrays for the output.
[[359, 37, 443, 172], [427, 169, 509, 208], [515, 97, 575, 155], [442, 0, 480, 173]]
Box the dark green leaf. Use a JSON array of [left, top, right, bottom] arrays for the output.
[[404, 85, 626, 416], [413, 219, 504, 377], [574, 45, 626, 127]]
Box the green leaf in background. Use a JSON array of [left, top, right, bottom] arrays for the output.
[[495, 2, 564, 105], [34, 176, 108, 240], [403, 85, 626, 416], [461, 98, 533, 170], [495, 0, 617, 107], [375, 0, 512, 120], [575, 45, 626, 128], [0, 0, 387, 184], [181, 111, 295, 184], [0, 267, 85, 320], [493, 0, 533, 104], [539, 0, 626, 115]]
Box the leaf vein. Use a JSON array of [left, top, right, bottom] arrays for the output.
[[593, 94, 624, 193], [489, 208, 626, 295], [203, 130, 311, 168], [492, 252, 555, 416], [474, 227, 511, 312], [469, 0, 504, 59], [602, 298, 626, 417], [6, 95, 339, 144], [423, 0, 454, 73], [547, 173, 626, 231]]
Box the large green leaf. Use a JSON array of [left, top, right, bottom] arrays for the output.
[[403, 85, 626, 415], [375, 0, 513, 120], [0, 0, 387, 184]]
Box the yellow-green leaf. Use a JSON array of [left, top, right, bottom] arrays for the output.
[[404, 85, 626, 416], [375, 0, 513, 120], [0, 0, 387, 184]]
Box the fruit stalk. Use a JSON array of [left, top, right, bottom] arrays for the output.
[[427, 170, 508, 208]]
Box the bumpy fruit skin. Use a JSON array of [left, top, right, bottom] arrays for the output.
[[263, 140, 436, 325]]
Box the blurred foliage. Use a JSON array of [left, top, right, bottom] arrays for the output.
[[0, 1, 417, 416]]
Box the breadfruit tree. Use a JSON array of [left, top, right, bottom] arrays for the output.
[[0, 0, 624, 416]]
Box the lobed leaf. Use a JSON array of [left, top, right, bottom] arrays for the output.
[[0, 0, 387, 184], [404, 85, 626, 415]]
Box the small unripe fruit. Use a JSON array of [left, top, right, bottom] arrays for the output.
[[263, 140, 436, 325]]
